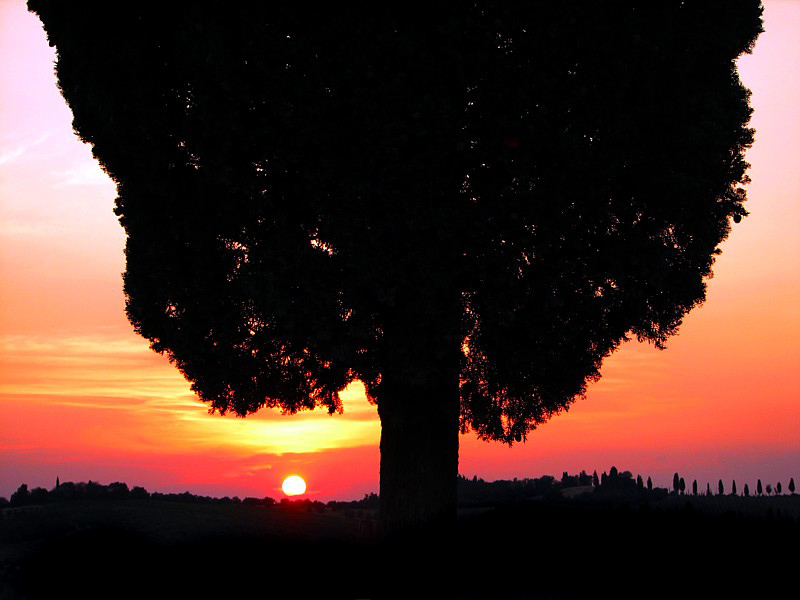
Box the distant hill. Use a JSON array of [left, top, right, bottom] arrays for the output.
[[2, 470, 798, 599], [5, 471, 797, 521], [2, 489, 796, 600]]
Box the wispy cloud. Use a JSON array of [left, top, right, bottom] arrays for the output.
[[0, 133, 51, 165], [0, 333, 199, 403], [0, 332, 381, 456], [51, 162, 114, 187], [0, 334, 150, 356], [173, 408, 380, 455]]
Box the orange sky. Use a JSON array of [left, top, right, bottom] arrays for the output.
[[1, 0, 798, 501]]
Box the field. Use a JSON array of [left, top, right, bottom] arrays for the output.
[[1, 493, 797, 599]]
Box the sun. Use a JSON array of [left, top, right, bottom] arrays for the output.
[[281, 475, 307, 496]]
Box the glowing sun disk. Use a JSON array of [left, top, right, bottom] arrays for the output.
[[281, 475, 307, 496]]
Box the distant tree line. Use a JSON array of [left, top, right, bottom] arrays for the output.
[[666, 473, 795, 497], [458, 468, 797, 506], [2, 473, 795, 510], [1, 480, 277, 508], [459, 466, 668, 506], [458, 473, 560, 505], [0, 479, 381, 515]]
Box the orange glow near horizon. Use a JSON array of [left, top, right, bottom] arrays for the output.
[[1, 2, 798, 501]]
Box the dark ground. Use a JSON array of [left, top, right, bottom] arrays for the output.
[[1, 494, 797, 599]]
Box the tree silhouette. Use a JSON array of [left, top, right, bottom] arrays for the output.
[[757, 480, 763, 496], [29, 1, 762, 535], [647, 477, 653, 492], [10, 484, 30, 507], [718, 480, 724, 496], [776, 482, 782, 495], [707, 483, 713, 496], [579, 470, 592, 486], [744, 483, 750, 497], [789, 478, 795, 494], [692, 480, 698, 496]]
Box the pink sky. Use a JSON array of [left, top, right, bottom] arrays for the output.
[[1, 0, 798, 501]]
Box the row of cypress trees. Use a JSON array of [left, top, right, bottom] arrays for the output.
[[670, 473, 796, 497]]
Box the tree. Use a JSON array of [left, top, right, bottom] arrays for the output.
[[29, 487, 50, 504], [718, 479, 724, 496], [10, 484, 30, 506], [561, 471, 579, 488], [679, 477, 686, 495], [609, 466, 620, 489], [744, 483, 750, 497], [707, 483, 713, 496], [757, 480, 763, 496], [29, 1, 762, 537], [766, 483, 772, 495], [732, 480, 737, 495], [593, 471, 600, 488], [790, 478, 795, 494], [578, 470, 592, 486], [647, 477, 653, 492], [637, 474, 644, 489], [776, 482, 782, 495], [692, 480, 698, 496], [673, 473, 681, 495], [131, 486, 150, 500]]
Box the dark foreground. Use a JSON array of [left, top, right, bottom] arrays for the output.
[[2, 495, 796, 600]]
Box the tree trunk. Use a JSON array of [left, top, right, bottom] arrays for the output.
[[373, 289, 461, 598], [377, 344, 461, 538], [376, 283, 462, 535]]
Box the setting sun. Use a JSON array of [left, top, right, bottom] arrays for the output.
[[281, 475, 307, 497]]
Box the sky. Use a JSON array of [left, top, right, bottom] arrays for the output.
[[1, 0, 798, 502]]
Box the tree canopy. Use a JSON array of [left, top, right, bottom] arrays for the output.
[[30, 1, 761, 447]]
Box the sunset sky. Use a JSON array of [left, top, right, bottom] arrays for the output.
[[1, 0, 798, 502]]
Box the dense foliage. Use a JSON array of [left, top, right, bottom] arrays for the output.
[[29, 1, 762, 443]]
